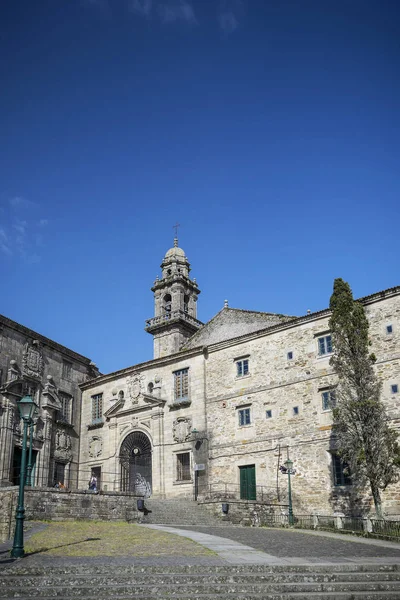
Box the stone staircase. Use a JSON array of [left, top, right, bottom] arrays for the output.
[[138, 498, 228, 526], [1, 564, 400, 599]]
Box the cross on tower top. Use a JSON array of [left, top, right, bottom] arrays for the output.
[[173, 222, 180, 247]]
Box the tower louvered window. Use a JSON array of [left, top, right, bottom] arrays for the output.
[[174, 369, 189, 401]]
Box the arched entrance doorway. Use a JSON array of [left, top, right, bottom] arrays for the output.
[[119, 431, 152, 496]]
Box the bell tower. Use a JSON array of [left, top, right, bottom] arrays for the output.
[[145, 237, 202, 359]]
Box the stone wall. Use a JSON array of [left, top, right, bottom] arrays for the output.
[[204, 292, 400, 515], [0, 487, 141, 542], [202, 499, 288, 527]]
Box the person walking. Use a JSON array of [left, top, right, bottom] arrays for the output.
[[88, 474, 97, 492]]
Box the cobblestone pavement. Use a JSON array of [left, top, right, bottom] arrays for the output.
[[167, 526, 400, 562]]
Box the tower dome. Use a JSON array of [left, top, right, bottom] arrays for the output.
[[164, 238, 186, 260]]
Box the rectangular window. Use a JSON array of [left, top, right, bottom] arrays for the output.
[[238, 407, 251, 426], [91, 393, 103, 424], [293, 406, 299, 416], [332, 453, 352, 486], [174, 368, 189, 401], [266, 409, 272, 419], [287, 351, 293, 360], [53, 462, 66, 487], [62, 360, 72, 380], [318, 335, 332, 356], [322, 389, 336, 411], [236, 358, 249, 377], [386, 324, 393, 334], [59, 392, 73, 424], [176, 452, 191, 481], [391, 384, 399, 394]]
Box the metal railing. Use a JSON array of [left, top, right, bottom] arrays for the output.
[[2, 466, 151, 496], [203, 482, 287, 503], [262, 512, 400, 540]]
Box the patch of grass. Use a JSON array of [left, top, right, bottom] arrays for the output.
[[24, 521, 215, 557]]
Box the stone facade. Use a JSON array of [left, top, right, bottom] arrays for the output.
[[0, 315, 99, 490], [78, 239, 400, 516]]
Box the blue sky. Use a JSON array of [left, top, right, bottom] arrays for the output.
[[1, 0, 399, 373]]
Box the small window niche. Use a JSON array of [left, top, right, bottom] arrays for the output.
[[391, 384, 399, 395], [266, 409, 272, 419], [292, 406, 299, 416], [287, 351, 294, 360], [386, 324, 393, 335]]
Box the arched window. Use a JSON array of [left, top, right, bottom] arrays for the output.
[[164, 294, 172, 318]]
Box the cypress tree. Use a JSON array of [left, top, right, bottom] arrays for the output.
[[329, 278, 400, 518]]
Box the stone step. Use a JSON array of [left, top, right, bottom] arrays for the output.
[[3, 564, 400, 574], [1, 572, 400, 586], [1, 581, 400, 596], [1, 566, 400, 599]]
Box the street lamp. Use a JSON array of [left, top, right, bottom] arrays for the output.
[[26, 409, 38, 487], [11, 395, 39, 558], [284, 457, 294, 526]]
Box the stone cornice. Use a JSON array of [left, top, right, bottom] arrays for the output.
[[80, 346, 204, 390], [0, 313, 94, 366]]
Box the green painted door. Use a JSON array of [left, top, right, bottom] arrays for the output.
[[239, 464, 256, 500]]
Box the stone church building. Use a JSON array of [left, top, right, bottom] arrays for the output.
[[1, 238, 400, 515]]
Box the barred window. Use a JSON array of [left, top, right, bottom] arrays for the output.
[[174, 369, 189, 401], [59, 392, 72, 424], [176, 452, 191, 481], [91, 393, 103, 424]]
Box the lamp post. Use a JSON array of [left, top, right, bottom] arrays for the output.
[[284, 457, 294, 526], [26, 410, 38, 487], [11, 395, 39, 558]]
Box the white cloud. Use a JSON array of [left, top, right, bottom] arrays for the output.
[[218, 0, 244, 33], [130, 0, 152, 17], [13, 220, 27, 236], [158, 1, 197, 25], [0, 228, 12, 256], [0, 196, 48, 263], [218, 11, 238, 33], [9, 196, 36, 210]]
